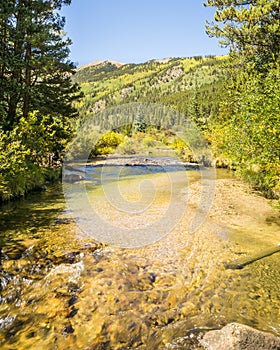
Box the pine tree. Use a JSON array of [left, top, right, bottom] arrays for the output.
[[0, 0, 81, 130], [204, 0, 280, 67]]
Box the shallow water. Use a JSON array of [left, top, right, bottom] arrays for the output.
[[0, 161, 279, 349]]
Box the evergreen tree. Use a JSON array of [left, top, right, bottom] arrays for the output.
[[0, 0, 81, 130], [204, 0, 280, 68], [133, 114, 147, 133]]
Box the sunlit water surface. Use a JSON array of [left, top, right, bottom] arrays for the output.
[[0, 162, 279, 349]]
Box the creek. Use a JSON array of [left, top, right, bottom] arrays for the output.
[[0, 157, 279, 349]]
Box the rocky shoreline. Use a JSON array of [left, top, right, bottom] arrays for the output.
[[86, 155, 200, 169], [64, 155, 200, 183]]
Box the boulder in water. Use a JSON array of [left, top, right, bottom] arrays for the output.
[[200, 323, 280, 350]]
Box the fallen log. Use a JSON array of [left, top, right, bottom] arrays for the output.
[[226, 244, 280, 270]]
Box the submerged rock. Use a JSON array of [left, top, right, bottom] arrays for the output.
[[200, 323, 280, 350], [63, 174, 85, 183]]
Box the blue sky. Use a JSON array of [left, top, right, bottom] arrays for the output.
[[61, 0, 227, 66]]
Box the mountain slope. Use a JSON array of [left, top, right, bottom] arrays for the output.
[[74, 56, 228, 129]]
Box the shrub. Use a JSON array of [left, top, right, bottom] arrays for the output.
[[91, 131, 125, 157]]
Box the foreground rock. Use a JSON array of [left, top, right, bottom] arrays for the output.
[[200, 323, 280, 350]]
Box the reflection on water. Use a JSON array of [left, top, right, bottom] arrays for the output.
[[0, 165, 279, 349]]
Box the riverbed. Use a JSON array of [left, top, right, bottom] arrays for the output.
[[0, 160, 279, 349]]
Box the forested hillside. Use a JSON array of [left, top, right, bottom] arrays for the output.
[[74, 56, 227, 130]]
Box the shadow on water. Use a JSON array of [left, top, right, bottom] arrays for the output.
[[0, 184, 67, 259], [0, 183, 65, 232]]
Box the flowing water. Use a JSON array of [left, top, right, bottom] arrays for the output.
[[0, 158, 279, 349]]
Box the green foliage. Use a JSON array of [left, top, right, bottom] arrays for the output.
[[0, 131, 31, 201], [91, 131, 124, 157], [0, 0, 81, 130], [0, 111, 73, 201], [116, 132, 163, 155], [0, 1, 80, 201], [73, 57, 230, 168], [75, 56, 227, 133], [133, 115, 147, 133], [66, 129, 125, 161], [213, 62, 280, 197], [73, 61, 121, 84], [17, 112, 73, 164], [204, 0, 280, 68], [204, 0, 280, 197]]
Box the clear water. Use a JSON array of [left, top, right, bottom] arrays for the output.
[[0, 162, 279, 349]]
